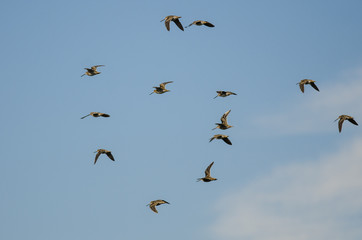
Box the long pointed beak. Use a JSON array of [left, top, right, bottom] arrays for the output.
[[149, 92, 154, 95], [93, 151, 97, 153], [213, 95, 218, 99], [334, 118, 339, 122]]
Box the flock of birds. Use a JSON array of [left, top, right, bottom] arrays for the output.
[[79, 15, 358, 214], [296, 79, 359, 132]]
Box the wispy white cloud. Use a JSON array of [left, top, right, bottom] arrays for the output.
[[253, 68, 362, 135], [209, 138, 362, 240]]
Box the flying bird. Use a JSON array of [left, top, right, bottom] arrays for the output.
[[160, 15, 184, 31], [94, 149, 115, 164], [335, 115, 358, 133], [150, 81, 173, 95], [185, 20, 215, 28], [209, 134, 232, 145], [147, 200, 170, 213], [81, 65, 105, 77], [213, 110, 233, 130], [81, 112, 110, 119], [297, 79, 319, 93], [197, 162, 217, 182], [214, 91, 237, 99]]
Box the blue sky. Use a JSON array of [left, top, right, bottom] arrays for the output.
[[1, 0, 362, 239]]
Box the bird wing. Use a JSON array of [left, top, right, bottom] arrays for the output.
[[106, 152, 115, 161], [91, 65, 104, 70], [228, 91, 237, 95], [204, 21, 215, 27], [149, 205, 158, 213], [338, 118, 345, 133], [222, 137, 232, 145], [173, 18, 184, 31], [205, 162, 214, 177], [94, 151, 101, 164], [159, 200, 169, 204], [165, 20, 171, 31], [310, 82, 320, 92], [299, 82, 305, 93], [160, 81, 173, 89], [100, 113, 110, 117], [221, 110, 231, 125], [347, 118, 358, 126]]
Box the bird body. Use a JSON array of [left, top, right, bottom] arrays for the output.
[[94, 149, 115, 164], [81, 112, 110, 119], [147, 200, 170, 213], [161, 15, 184, 31], [213, 109, 232, 130], [186, 20, 215, 28], [298, 79, 319, 93], [81, 65, 105, 77], [197, 162, 217, 182], [214, 91, 237, 98], [335, 115, 358, 133], [150, 81, 173, 95], [209, 134, 232, 145]]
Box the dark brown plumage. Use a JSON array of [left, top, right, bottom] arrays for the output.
[[150, 81, 173, 95], [213, 110, 233, 130], [297, 79, 319, 93], [81, 112, 110, 119], [81, 65, 105, 77], [185, 20, 215, 28], [197, 162, 217, 182], [94, 149, 115, 164], [335, 115, 358, 133], [160, 16, 184, 31], [214, 91, 237, 99], [147, 200, 170, 213], [209, 134, 232, 145]]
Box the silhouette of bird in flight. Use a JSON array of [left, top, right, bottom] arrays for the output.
[[209, 134, 232, 145], [150, 81, 173, 95], [197, 162, 217, 182], [81, 112, 110, 119], [160, 15, 184, 31], [335, 115, 358, 133], [214, 91, 237, 99], [94, 149, 115, 164], [185, 20, 215, 28], [213, 110, 233, 130], [297, 79, 319, 93], [81, 65, 105, 77], [147, 200, 170, 213]]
